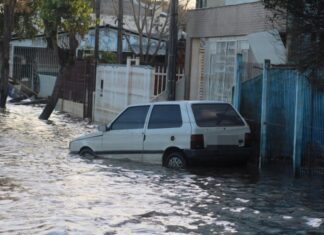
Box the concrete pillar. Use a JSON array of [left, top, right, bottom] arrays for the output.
[[189, 39, 201, 100]]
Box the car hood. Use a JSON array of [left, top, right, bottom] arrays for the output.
[[71, 131, 103, 142]]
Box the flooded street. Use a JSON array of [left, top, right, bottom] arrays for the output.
[[0, 104, 323, 234]]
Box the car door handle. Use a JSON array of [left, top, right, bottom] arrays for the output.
[[143, 134, 146, 141]]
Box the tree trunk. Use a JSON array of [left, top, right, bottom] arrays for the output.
[[38, 64, 67, 120], [39, 60, 72, 120], [39, 35, 78, 120], [0, 2, 16, 109], [0, 42, 10, 109], [39, 46, 66, 120]]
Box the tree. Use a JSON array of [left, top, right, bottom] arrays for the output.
[[109, 0, 190, 64], [0, 0, 37, 109], [0, 1, 16, 110], [263, 0, 324, 80], [126, 0, 169, 64], [38, 0, 93, 120]]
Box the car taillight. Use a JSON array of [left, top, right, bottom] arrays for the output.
[[191, 134, 204, 149], [245, 133, 252, 147]]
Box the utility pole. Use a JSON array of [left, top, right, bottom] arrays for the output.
[[91, 0, 101, 120], [167, 0, 178, 101], [94, 0, 101, 66], [117, 0, 123, 64]]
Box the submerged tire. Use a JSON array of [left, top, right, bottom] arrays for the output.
[[165, 151, 187, 169], [79, 147, 95, 158]]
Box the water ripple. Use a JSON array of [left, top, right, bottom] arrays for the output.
[[0, 104, 323, 234]]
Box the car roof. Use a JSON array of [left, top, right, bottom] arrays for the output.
[[127, 100, 231, 107]]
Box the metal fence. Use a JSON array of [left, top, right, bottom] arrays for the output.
[[153, 65, 184, 96], [12, 46, 95, 118], [239, 61, 324, 176], [300, 78, 324, 175], [60, 60, 95, 118], [266, 69, 297, 160], [12, 47, 59, 97]]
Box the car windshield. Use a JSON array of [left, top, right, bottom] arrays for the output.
[[192, 103, 245, 127]]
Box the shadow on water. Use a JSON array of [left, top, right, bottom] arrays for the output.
[[0, 177, 22, 202]]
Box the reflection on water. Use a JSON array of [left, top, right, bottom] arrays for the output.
[[0, 104, 323, 234]]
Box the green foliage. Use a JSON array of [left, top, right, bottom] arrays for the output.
[[0, 0, 93, 44], [0, 0, 39, 39], [263, 0, 306, 16], [15, 1, 40, 38], [100, 52, 117, 64], [263, 0, 324, 76], [39, 0, 93, 35], [39, 0, 93, 49]]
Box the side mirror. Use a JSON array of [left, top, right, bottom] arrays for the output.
[[98, 125, 107, 132]]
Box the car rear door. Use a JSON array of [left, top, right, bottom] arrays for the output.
[[143, 104, 191, 164]]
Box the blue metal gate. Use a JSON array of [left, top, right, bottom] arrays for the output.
[[240, 65, 324, 176]]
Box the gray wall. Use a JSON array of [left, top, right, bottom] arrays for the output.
[[187, 1, 272, 38]]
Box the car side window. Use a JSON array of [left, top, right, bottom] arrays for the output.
[[111, 106, 149, 130], [148, 105, 182, 129]]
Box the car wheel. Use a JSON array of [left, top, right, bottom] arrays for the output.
[[79, 147, 95, 158], [166, 151, 187, 169]]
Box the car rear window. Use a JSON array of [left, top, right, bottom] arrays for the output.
[[191, 103, 245, 127]]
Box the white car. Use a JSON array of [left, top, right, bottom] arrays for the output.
[[69, 101, 251, 168]]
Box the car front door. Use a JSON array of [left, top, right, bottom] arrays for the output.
[[101, 105, 150, 162]]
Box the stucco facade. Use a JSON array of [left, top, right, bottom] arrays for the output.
[[184, 1, 280, 101]]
